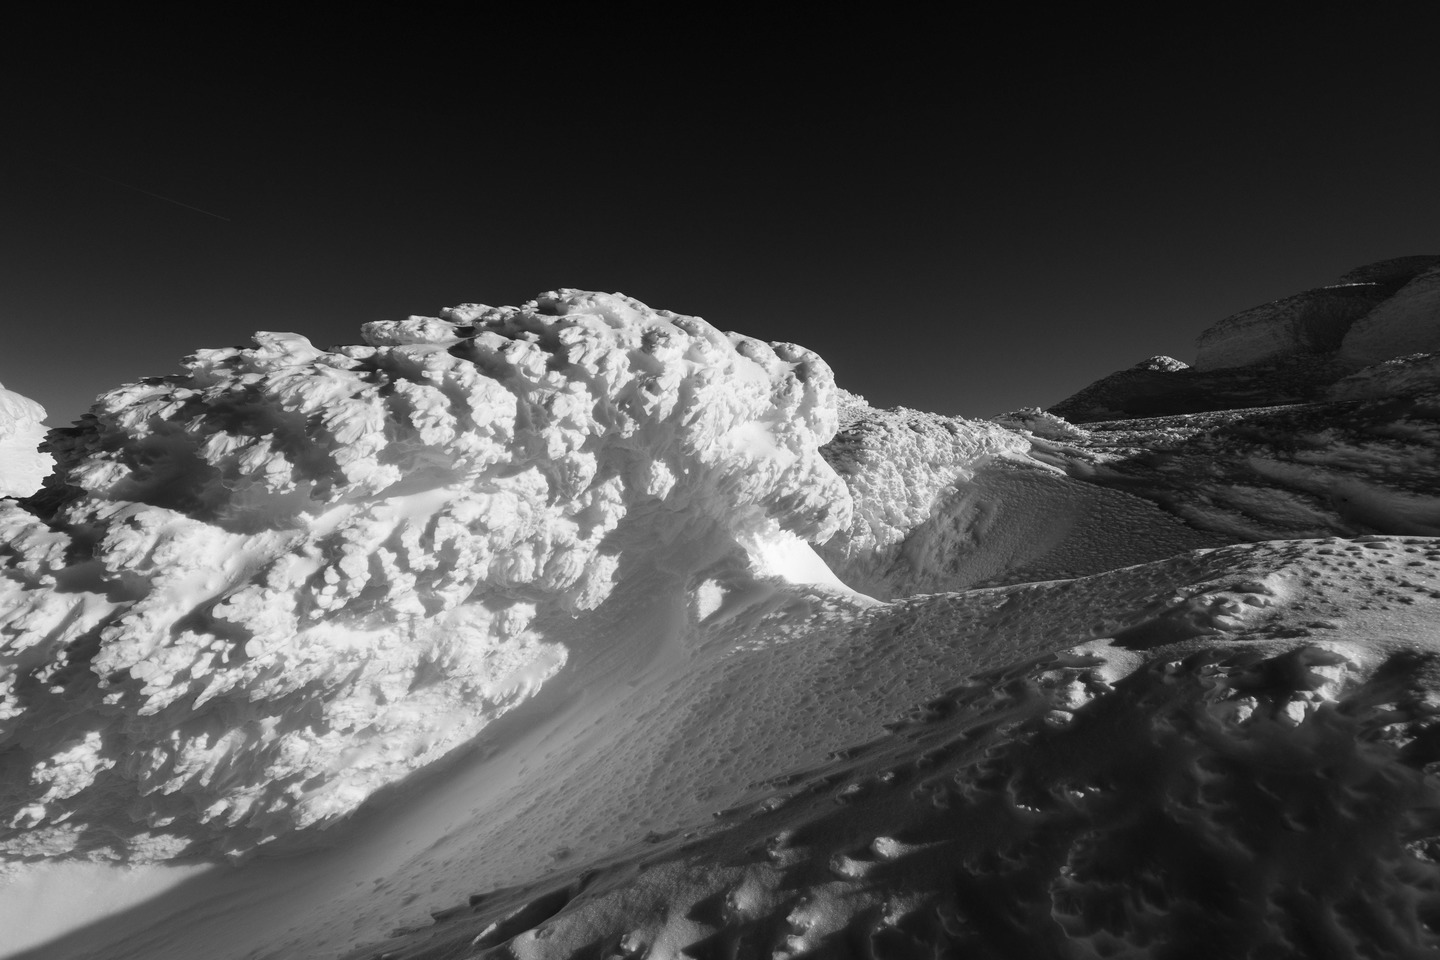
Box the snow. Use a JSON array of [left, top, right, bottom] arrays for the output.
[[0, 382, 51, 498], [3, 284, 1440, 959], [0, 291, 848, 864]]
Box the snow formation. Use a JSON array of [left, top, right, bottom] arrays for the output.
[[0, 383, 51, 498], [4, 276, 1440, 960], [0, 291, 847, 861], [818, 406, 1222, 598]]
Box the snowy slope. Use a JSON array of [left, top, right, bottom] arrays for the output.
[[3, 289, 1440, 960], [12, 537, 1440, 959]]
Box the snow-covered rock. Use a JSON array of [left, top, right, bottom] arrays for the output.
[[0, 382, 51, 498], [0, 291, 851, 861], [989, 405, 1090, 440]]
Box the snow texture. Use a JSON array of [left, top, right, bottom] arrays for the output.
[[5, 282, 1440, 960], [0, 291, 849, 861], [818, 405, 1223, 598], [0, 383, 51, 498], [363, 537, 1440, 960]]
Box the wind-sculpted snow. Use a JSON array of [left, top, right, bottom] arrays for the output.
[[0, 290, 850, 861], [1043, 397, 1440, 541], [817, 407, 1026, 596], [0, 383, 50, 498], [315, 537, 1440, 960], [817, 405, 1222, 598]]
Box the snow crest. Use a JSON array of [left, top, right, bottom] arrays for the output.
[[0, 290, 850, 861]]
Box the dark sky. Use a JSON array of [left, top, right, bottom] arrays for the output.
[[4, 12, 1437, 425]]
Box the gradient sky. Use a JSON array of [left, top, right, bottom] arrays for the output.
[[4, 12, 1438, 426]]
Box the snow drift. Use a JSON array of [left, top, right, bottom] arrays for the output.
[[0, 291, 849, 861]]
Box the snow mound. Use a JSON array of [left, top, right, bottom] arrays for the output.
[[0, 290, 851, 861], [818, 405, 1222, 597], [1193, 284, 1386, 371], [0, 383, 51, 498], [1133, 354, 1190, 372], [989, 406, 1089, 440]]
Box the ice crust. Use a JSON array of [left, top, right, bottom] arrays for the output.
[[0, 291, 849, 860]]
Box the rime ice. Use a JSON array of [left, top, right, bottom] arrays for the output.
[[0, 291, 848, 860]]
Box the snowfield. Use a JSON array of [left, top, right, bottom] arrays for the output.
[[2, 275, 1439, 959]]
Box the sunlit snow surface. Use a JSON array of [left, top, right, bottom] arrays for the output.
[[0, 291, 848, 862], [0, 383, 51, 499], [2, 289, 1440, 959]]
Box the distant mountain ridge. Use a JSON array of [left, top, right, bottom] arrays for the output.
[[1051, 255, 1440, 422]]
